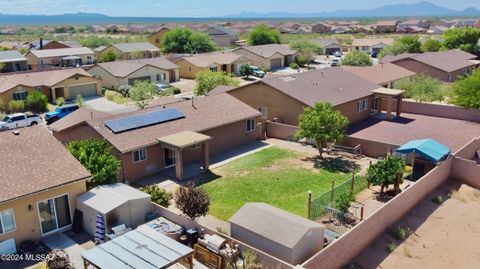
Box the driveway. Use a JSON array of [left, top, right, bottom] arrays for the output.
[[84, 96, 137, 114], [170, 79, 197, 93]]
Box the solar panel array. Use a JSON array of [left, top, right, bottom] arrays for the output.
[[105, 108, 185, 133]]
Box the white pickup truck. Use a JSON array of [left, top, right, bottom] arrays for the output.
[[0, 113, 41, 131]]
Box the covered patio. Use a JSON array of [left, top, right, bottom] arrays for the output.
[[81, 225, 194, 269], [372, 88, 404, 121], [158, 131, 212, 180]]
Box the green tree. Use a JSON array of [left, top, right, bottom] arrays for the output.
[[443, 28, 480, 56], [397, 74, 446, 102], [194, 71, 240, 96], [295, 102, 349, 158], [26, 91, 48, 113], [341, 51, 373, 66], [239, 64, 253, 78], [100, 49, 117, 62], [422, 39, 442, 52], [289, 39, 322, 64], [174, 183, 210, 220], [129, 80, 157, 109], [68, 139, 121, 188], [131, 48, 142, 59], [247, 24, 281, 46], [379, 36, 422, 59], [162, 28, 216, 54], [450, 69, 480, 109], [366, 155, 405, 194], [140, 185, 172, 208]]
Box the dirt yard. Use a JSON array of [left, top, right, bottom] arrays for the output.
[[351, 181, 480, 269]]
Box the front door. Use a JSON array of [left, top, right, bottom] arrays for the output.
[[371, 97, 379, 114], [164, 148, 176, 168], [37, 194, 72, 235]]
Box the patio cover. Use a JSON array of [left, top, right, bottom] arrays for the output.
[[158, 130, 211, 149], [81, 225, 193, 269], [395, 138, 451, 162], [62, 55, 81, 60]]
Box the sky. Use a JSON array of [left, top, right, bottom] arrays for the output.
[[0, 0, 478, 17]]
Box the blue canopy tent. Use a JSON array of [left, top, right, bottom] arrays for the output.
[[396, 139, 450, 181]]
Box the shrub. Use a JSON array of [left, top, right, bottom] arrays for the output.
[[75, 95, 84, 107], [341, 51, 373, 66], [117, 85, 132, 97], [289, 63, 299, 70], [391, 226, 409, 241], [105, 90, 116, 101], [56, 97, 65, 106], [432, 195, 443, 204], [397, 74, 446, 102], [335, 192, 354, 214], [387, 241, 397, 252], [45, 249, 73, 269], [8, 100, 25, 113], [174, 182, 210, 220], [295, 54, 308, 66], [140, 185, 172, 208], [26, 91, 48, 113]]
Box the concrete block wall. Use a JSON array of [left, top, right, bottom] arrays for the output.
[[266, 121, 299, 141]]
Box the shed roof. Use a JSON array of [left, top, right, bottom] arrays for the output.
[[81, 225, 193, 269], [0, 50, 27, 63], [0, 127, 90, 203], [158, 131, 212, 149], [77, 183, 150, 214], [29, 47, 94, 58], [395, 138, 451, 162], [230, 203, 324, 249]]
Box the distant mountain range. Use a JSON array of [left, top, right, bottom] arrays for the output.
[[225, 2, 480, 18], [0, 2, 479, 26]]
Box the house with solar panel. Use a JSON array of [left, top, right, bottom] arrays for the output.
[[50, 94, 261, 181]]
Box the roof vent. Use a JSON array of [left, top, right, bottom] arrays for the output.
[[12, 130, 20, 136]]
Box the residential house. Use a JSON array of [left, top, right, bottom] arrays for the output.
[[0, 68, 101, 104], [202, 25, 240, 48], [174, 52, 252, 79], [350, 38, 394, 54], [397, 19, 430, 33], [95, 42, 161, 61], [25, 47, 96, 70], [374, 20, 399, 33], [342, 63, 416, 88], [28, 39, 81, 50], [211, 68, 404, 126], [312, 38, 342, 55], [0, 127, 90, 248], [311, 22, 331, 33], [331, 26, 352, 34], [147, 27, 172, 49], [51, 93, 262, 181], [233, 44, 298, 70], [230, 203, 324, 265], [87, 57, 179, 89], [0, 51, 28, 73], [450, 19, 480, 29], [427, 25, 449, 35], [382, 50, 477, 82]]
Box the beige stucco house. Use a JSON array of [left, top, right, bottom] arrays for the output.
[[95, 42, 161, 61], [147, 27, 172, 48], [25, 47, 96, 70], [233, 44, 298, 70], [0, 127, 90, 249], [174, 52, 252, 79]]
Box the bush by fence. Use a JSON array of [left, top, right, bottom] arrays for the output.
[[309, 174, 368, 221]]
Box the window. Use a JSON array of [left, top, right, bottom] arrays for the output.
[[132, 148, 147, 163], [155, 38, 160, 44], [157, 73, 166, 81], [356, 99, 368, 113], [10, 116, 24, 122], [37, 194, 71, 235], [13, 91, 27, 101], [258, 106, 267, 119], [0, 209, 16, 234], [448, 73, 453, 82], [188, 66, 192, 72], [210, 66, 218, 72], [246, 118, 256, 132]]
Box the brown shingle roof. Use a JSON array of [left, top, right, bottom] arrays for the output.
[[49, 107, 109, 132], [0, 127, 91, 203], [176, 52, 248, 67], [342, 63, 416, 86], [234, 44, 297, 58], [0, 68, 93, 94], [229, 203, 324, 249], [209, 85, 236, 95], [87, 94, 261, 153], [259, 68, 380, 107], [383, 50, 477, 72], [93, 58, 178, 78]]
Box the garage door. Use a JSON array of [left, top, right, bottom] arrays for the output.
[[128, 76, 151, 86], [325, 48, 340, 55], [270, 58, 283, 70], [68, 83, 97, 98]]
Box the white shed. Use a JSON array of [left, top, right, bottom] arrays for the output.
[[76, 183, 151, 236], [229, 203, 325, 265]]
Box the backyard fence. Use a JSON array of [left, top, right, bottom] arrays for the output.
[[308, 172, 369, 222]]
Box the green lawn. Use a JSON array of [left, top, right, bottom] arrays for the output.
[[202, 147, 354, 221]]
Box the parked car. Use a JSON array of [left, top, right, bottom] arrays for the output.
[[333, 51, 342, 57], [0, 113, 41, 131], [251, 66, 266, 78], [371, 51, 378, 58], [330, 59, 339, 67], [156, 83, 170, 92], [45, 104, 79, 125]]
